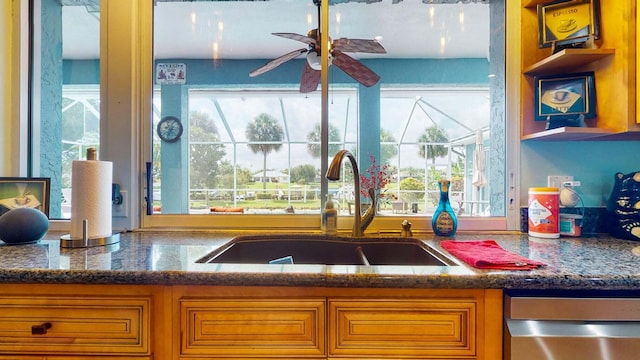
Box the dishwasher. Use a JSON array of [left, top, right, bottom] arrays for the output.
[[504, 291, 640, 360]]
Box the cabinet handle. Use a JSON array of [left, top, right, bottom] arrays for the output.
[[31, 322, 52, 335]]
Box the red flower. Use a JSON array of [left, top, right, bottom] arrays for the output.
[[360, 154, 392, 199]]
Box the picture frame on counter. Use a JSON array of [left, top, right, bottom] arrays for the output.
[[538, 0, 601, 51], [534, 71, 596, 129], [0, 177, 51, 217]]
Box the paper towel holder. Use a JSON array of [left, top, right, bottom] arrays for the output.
[[60, 219, 121, 248]]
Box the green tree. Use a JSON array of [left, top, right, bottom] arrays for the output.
[[246, 113, 284, 190], [418, 126, 449, 165], [306, 122, 342, 158], [189, 112, 226, 189], [380, 128, 398, 165], [217, 161, 253, 188], [401, 166, 424, 182], [399, 177, 425, 204], [190, 110, 219, 138], [290, 164, 317, 184]]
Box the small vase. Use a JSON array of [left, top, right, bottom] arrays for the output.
[[432, 179, 458, 236]]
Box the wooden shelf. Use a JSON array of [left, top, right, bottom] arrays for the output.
[[521, 127, 616, 141], [520, 1, 635, 141], [523, 0, 550, 8], [523, 48, 615, 76]]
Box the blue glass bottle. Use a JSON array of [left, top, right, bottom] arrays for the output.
[[432, 179, 457, 236]]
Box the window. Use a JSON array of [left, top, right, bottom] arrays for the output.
[[148, 0, 504, 228], [28, 0, 508, 231]]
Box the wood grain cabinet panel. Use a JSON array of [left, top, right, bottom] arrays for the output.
[[180, 298, 326, 358], [329, 299, 476, 358], [0, 295, 150, 357]]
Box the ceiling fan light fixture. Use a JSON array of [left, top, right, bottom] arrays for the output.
[[306, 51, 332, 70]]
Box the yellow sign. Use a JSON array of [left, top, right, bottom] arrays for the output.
[[539, 0, 599, 48], [545, 3, 590, 41]]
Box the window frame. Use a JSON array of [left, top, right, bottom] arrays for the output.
[[22, 0, 517, 233]]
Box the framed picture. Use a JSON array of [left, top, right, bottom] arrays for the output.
[[0, 178, 51, 217], [538, 0, 601, 49], [534, 71, 596, 125]]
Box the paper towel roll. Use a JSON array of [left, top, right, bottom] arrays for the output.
[[70, 159, 113, 239]]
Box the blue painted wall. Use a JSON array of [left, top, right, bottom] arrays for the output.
[[521, 141, 640, 207], [63, 58, 490, 86]]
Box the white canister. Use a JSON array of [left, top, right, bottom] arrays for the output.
[[528, 187, 560, 238]]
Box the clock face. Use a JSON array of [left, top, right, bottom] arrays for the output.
[[157, 116, 183, 143]]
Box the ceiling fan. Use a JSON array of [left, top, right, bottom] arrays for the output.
[[249, 0, 386, 93]]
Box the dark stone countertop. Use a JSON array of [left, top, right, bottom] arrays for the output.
[[1, 231, 640, 290]]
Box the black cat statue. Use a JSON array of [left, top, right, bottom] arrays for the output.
[[606, 171, 640, 241]]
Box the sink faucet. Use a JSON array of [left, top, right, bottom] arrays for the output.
[[326, 150, 376, 237]]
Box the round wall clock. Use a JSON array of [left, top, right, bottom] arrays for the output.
[[157, 116, 183, 143]]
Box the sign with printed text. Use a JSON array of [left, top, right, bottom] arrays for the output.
[[156, 63, 186, 85]]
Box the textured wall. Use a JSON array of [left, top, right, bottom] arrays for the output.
[[38, 0, 64, 218]]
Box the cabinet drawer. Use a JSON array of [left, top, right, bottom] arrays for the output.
[[329, 299, 477, 358], [0, 295, 150, 356], [180, 298, 325, 357]]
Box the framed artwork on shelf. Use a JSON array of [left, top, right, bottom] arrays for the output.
[[538, 0, 601, 51], [534, 71, 596, 129], [0, 178, 51, 217]]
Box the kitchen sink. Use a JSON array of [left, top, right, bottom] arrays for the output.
[[196, 234, 457, 266]]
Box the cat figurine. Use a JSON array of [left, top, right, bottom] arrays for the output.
[[606, 171, 640, 241]]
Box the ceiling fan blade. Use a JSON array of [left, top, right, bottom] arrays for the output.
[[333, 38, 386, 54], [273, 32, 316, 46], [299, 63, 320, 93], [249, 48, 308, 77], [332, 50, 381, 87]]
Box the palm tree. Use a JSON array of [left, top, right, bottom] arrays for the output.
[[246, 113, 285, 190], [417, 125, 449, 182], [306, 122, 342, 158], [380, 128, 398, 165]]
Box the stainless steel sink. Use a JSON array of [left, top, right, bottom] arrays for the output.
[[196, 234, 457, 266]]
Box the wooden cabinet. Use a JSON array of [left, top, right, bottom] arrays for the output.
[[517, 0, 639, 140], [0, 284, 169, 359], [329, 299, 477, 358], [178, 298, 326, 358], [173, 286, 502, 360], [0, 284, 502, 359]]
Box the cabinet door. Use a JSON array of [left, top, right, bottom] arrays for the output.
[[179, 298, 326, 358], [0, 295, 151, 357], [329, 298, 477, 358]]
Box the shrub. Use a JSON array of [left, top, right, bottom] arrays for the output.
[[400, 177, 425, 204]]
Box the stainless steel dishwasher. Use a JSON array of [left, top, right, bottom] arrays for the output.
[[504, 292, 640, 360]]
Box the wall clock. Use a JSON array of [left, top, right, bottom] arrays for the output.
[[157, 116, 183, 143]]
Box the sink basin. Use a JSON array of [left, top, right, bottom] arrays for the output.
[[196, 234, 457, 266]]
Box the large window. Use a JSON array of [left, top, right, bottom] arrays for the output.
[[28, 0, 506, 231], [150, 0, 503, 223]]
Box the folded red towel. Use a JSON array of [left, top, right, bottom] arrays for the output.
[[441, 240, 546, 270]]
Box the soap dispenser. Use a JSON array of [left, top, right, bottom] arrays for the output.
[[432, 179, 457, 236], [323, 194, 337, 235]]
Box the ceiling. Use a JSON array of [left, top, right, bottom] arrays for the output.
[[62, 0, 490, 61]]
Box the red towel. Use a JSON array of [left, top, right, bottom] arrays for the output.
[[441, 240, 546, 270]]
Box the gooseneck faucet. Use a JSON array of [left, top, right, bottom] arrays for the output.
[[326, 150, 376, 237]]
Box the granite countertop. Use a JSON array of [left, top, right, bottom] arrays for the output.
[[1, 231, 640, 290]]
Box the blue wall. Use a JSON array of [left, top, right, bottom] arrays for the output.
[[63, 58, 490, 86], [521, 141, 640, 207]]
